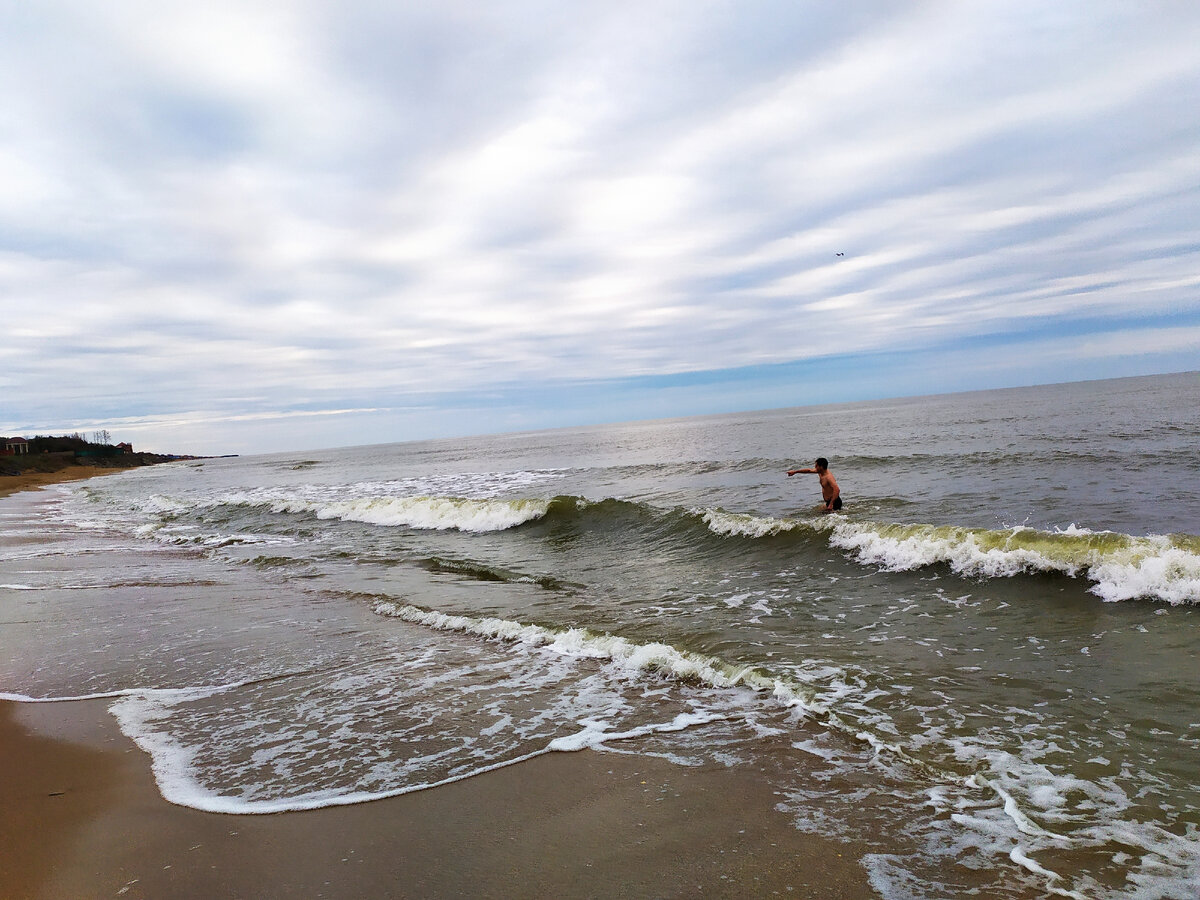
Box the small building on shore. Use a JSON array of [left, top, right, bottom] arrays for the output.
[[1, 437, 29, 456]]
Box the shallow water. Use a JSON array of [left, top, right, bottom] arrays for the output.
[[2, 372, 1198, 898]]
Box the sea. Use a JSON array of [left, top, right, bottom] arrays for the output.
[[2, 371, 1198, 899]]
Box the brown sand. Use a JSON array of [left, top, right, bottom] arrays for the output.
[[1, 698, 871, 899], [0, 466, 129, 499]]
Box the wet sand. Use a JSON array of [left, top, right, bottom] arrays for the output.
[[0, 466, 129, 499], [1, 698, 870, 899]]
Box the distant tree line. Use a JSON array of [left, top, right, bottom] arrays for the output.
[[23, 434, 125, 456], [2, 432, 185, 478]]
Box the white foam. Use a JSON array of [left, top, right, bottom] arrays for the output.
[[917, 740, 1200, 900], [697, 506, 1200, 605], [698, 508, 806, 538], [110, 684, 557, 814], [548, 711, 724, 752], [108, 701, 722, 816], [142, 494, 191, 515], [278, 495, 554, 532], [371, 600, 833, 720], [94, 651, 726, 815], [1088, 546, 1200, 604], [857, 729, 909, 761], [1009, 847, 1088, 900], [792, 738, 841, 762], [830, 523, 1067, 579], [827, 522, 1200, 605], [965, 773, 1070, 843], [358, 469, 567, 499]]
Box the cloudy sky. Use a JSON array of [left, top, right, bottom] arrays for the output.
[[2, 1, 1198, 454]]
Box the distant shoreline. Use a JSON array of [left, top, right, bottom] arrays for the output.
[[0, 437, 224, 499]]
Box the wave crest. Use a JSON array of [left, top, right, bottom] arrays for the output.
[[826, 522, 1200, 605], [269, 495, 556, 532], [693, 508, 1200, 604], [697, 508, 808, 538], [126, 484, 1200, 603]]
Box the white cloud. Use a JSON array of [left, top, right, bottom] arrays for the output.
[[2, 1, 1199, 452]]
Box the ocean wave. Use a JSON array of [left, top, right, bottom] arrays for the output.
[[120, 483, 1200, 603], [691, 508, 1200, 604], [178, 492, 646, 534], [696, 508, 810, 538], [827, 522, 1200, 605], [417, 555, 573, 590], [284, 495, 555, 532], [367, 600, 984, 794], [371, 599, 834, 717]]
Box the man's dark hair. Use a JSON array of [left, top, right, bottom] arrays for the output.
[[815, 457, 829, 469]]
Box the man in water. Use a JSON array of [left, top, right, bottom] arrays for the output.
[[787, 457, 842, 512]]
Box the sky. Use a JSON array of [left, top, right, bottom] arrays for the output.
[[2, 0, 1199, 455]]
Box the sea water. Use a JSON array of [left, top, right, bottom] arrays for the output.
[[2, 372, 1198, 898]]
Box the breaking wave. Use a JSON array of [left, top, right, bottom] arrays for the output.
[[272, 495, 556, 532], [694, 507, 1199, 605], [371, 598, 832, 715], [822, 520, 1200, 605], [120, 488, 1200, 604], [697, 511, 1198, 606]]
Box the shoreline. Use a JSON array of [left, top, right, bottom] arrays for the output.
[[1, 698, 871, 899], [0, 465, 137, 499]]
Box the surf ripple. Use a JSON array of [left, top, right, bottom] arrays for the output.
[[371, 599, 837, 717]]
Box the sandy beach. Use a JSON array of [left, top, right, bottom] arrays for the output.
[[0, 466, 129, 499], [2, 698, 869, 899]]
